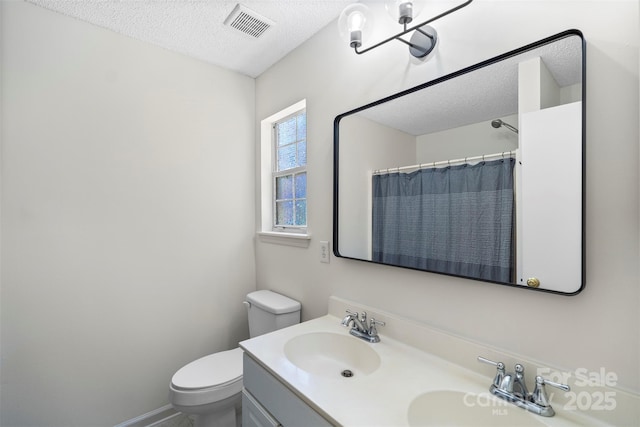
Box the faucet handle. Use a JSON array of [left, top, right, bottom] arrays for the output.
[[368, 317, 385, 336], [532, 376, 570, 408], [477, 356, 506, 388], [477, 356, 505, 369], [369, 317, 385, 327], [537, 376, 570, 392]]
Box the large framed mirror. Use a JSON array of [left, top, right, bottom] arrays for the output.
[[333, 30, 585, 294]]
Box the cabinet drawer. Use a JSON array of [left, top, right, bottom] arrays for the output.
[[243, 353, 333, 427], [242, 389, 280, 427]]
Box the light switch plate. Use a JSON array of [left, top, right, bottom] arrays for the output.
[[320, 241, 330, 263]]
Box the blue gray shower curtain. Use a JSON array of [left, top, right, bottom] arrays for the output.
[[372, 159, 515, 282]]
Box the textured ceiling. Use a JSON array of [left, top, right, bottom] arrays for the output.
[[27, 0, 353, 78]]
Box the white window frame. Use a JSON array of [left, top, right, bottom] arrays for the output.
[[272, 110, 307, 232], [258, 100, 311, 247]]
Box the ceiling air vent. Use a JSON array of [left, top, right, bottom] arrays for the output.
[[224, 4, 274, 39]]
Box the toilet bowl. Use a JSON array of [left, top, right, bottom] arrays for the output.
[[169, 348, 243, 427], [169, 290, 301, 427]]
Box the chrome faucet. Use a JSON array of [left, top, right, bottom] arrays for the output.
[[341, 309, 385, 343], [478, 356, 570, 417]]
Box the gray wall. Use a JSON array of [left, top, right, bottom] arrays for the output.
[[255, 0, 639, 395], [1, 2, 256, 425]]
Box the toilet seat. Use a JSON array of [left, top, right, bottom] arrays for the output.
[[170, 347, 243, 406]]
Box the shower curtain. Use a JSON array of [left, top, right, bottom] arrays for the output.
[[372, 158, 515, 282]]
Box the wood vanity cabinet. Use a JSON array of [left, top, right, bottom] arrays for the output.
[[242, 353, 334, 427]]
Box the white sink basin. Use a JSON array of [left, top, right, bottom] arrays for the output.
[[407, 390, 546, 426], [283, 332, 381, 378]]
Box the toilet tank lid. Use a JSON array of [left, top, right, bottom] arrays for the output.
[[246, 290, 301, 314]]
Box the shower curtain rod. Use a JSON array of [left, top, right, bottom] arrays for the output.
[[372, 151, 515, 175]]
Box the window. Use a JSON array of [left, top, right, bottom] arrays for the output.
[[259, 100, 310, 246], [273, 111, 306, 230]]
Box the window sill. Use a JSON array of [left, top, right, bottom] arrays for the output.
[[257, 231, 311, 248]]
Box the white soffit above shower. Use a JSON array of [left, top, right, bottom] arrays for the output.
[[26, 0, 353, 78]]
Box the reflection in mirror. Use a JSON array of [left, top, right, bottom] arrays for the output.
[[333, 30, 585, 294]]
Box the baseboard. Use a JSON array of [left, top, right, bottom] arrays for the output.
[[114, 404, 181, 427]]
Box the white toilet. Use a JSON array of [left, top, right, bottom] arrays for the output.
[[168, 290, 301, 427]]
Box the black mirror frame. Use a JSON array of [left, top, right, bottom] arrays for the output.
[[333, 29, 586, 296]]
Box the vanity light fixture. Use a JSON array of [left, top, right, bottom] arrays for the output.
[[338, 0, 474, 59]]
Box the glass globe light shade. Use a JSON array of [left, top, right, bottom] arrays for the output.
[[384, 0, 426, 25], [338, 3, 373, 48]]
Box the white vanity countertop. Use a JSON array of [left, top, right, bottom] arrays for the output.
[[240, 313, 606, 427]]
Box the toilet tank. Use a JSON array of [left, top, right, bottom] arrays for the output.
[[246, 290, 301, 338]]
